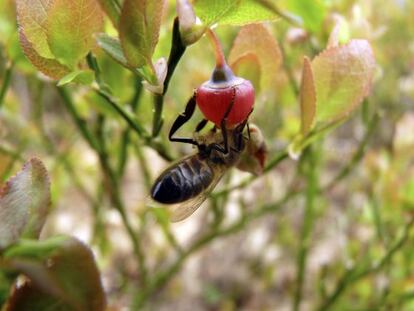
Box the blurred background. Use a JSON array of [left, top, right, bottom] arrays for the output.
[[1, 0, 414, 310]]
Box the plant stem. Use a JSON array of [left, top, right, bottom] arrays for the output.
[[133, 189, 299, 308], [57, 87, 148, 285], [293, 145, 320, 311], [94, 116, 148, 286], [0, 61, 13, 109], [254, 0, 301, 27], [213, 149, 289, 198], [325, 113, 379, 190], [206, 28, 226, 68], [57, 87, 101, 151], [151, 94, 164, 137], [279, 40, 299, 96], [151, 18, 187, 137], [117, 77, 143, 177], [318, 216, 414, 311]]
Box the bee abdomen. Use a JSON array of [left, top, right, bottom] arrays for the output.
[[151, 156, 213, 204]]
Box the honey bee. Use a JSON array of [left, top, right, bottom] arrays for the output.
[[151, 122, 265, 222], [150, 121, 250, 222]]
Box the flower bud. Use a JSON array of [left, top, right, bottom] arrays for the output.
[[196, 64, 255, 127]]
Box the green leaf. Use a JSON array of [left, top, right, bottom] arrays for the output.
[[16, 0, 54, 59], [119, 0, 166, 68], [0, 158, 50, 250], [4, 236, 106, 311], [18, 28, 70, 79], [312, 40, 376, 124], [194, 0, 279, 26], [300, 56, 316, 135], [95, 35, 157, 83], [97, 0, 121, 27], [57, 70, 95, 86], [46, 0, 104, 68], [282, 0, 326, 33], [96, 33, 129, 68]]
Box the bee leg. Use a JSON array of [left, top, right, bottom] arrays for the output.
[[195, 119, 208, 132], [215, 87, 238, 154], [233, 118, 248, 151], [169, 93, 198, 146], [246, 122, 251, 140], [231, 107, 254, 151]]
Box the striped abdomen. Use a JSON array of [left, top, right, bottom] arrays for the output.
[[151, 155, 214, 204]]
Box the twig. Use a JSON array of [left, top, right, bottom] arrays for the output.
[[133, 189, 299, 308], [56, 87, 101, 151], [117, 77, 143, 177], [213, 149, 289, 198], [57, 87, 148, 285], [152, 17, 187, 137], [254, 0, 302, 27], [325, 113, 379, 190], [293, 145, 320, 311], [94, 115, 148, 286], [318, 216, 414, 311], [279, 40, 300, 96], [0, 61, 13, 109]]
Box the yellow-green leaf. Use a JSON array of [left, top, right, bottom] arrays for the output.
[[119, 0, 166, 68], [280, 0, 326, 33], [300, 56, 316, 135], [57, 69, 95, 86], [312, 39, 375, 124], [218, 0, 279, 25], [194, 0, 278, 26], [0, 158, 50, 250], [96, 33, 129, 68], [18, 30, 70, 79], [16, 0, 54, 59], [46, 0, 104, 68], [97, 0, 121, 27]]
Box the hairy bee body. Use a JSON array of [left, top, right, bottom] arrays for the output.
[[150, 127, 248, 220], [151, 154, 215, 204]]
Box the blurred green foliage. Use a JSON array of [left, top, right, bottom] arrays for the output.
[[0, 0, 414, 310]]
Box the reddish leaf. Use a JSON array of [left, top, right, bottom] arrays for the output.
[[312, 39, 375, 124], [119, 0, 166, 68], [0, 158, 50, 249], [18, 26, 70, 80], [4, 237, 106, 311], [46, 0, 104, 68], [300, 56, 316, 135], [16, 0, 54, 59], [229, 24, 282, 101]]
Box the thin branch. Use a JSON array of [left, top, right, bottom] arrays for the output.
[[325, 113, 379, 190], [318, 216, 414, 311], [0, 61, 13, 109], [152, 17, 187, 137], [56, 87, 101, 151], [134, 189, 299, 308], [117, 77, 143, 177], [94, 115, 148, 286], [57, 87, 148, 285], [293, 146, 320, 311], [213, 149, 289, 198]]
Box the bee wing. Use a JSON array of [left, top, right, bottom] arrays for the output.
[[166, 165, 226, 222]]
